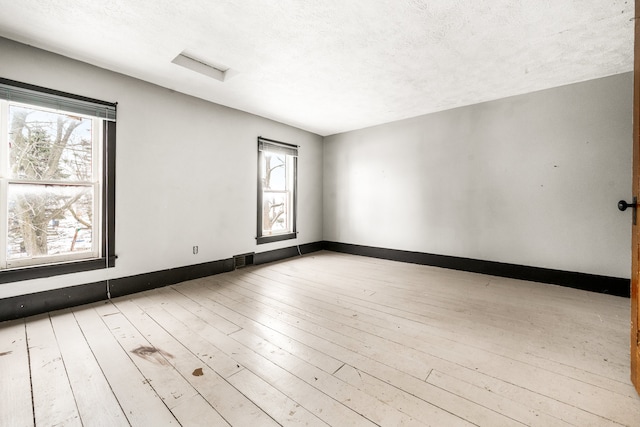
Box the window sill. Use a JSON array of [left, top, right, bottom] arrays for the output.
[[256, 232, 297, 245], [0, 256, 116, 284]]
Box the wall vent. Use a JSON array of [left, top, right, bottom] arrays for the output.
[[233, 253, 254, 269], [172, 52, 230, 82]]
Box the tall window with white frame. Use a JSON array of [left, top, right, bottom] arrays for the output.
[[257, 137, 298, 244], [0, 79, 116, 280]]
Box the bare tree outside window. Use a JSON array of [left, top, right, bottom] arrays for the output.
[[7, 105, 95, 261], [261, 152, 288, 234]]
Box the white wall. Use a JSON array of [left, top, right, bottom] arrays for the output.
[[324, 73, 633, 278], [0, 36, 632, 301], [0, 37, 323, 298]]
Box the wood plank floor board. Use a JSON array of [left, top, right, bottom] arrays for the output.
[[236, 265, 635, 400], [266, 260, 628, 355], [49, 309, 129, 427], [311, 254, 629, 335], [149, 282, 244, 336], [0, 320, 33, 427], [93, 304, 206, 413], [424, 370, 573, 427], [136, 287, 377, 426], [212, 279, 435, 376], [240, 263, 634, 397], [106, 299, 232, 426], [228, 327, 439, 427], [71, 304, 180, 426], [251, 264, 587, 352], [172, 281, 438, 426], [169, 394, 231, 427], [26, 314, 82, 427], [132, 291, 247, 379], [332, 364, 475, 427], [208, 280, 585, 427], [2, 252, 639, 426], [278, 254, 627, 331], [193, 277, 527, 426], [131, 302, 279, 427], [442, 361, 624, 426], [255, 259, 631, 391], [208, 282, 436, 380], [142, 286, 243, 336], [215, 262, 637, 425], [230, 276, 636, 425], [225, 368, 328, 427], [253, 262, 640, 425], [166, 283, 345, 374]]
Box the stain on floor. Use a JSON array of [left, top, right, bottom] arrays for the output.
[[131, 346, 174, 366]]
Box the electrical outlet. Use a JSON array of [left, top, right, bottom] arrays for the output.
[[193, 246, 198, 255]]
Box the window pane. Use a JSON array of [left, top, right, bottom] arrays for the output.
[[8, 105, 93, 181], [262, 191, 289, 234], [263, 153, 286, 191], [7, 184, 94, 260]]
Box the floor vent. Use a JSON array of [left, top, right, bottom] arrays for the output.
[[233, 253, 254, 269]]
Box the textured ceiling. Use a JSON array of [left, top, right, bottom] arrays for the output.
[[0, 1, 634, 136]]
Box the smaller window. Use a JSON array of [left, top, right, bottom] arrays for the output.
[[257, 137, 297, 244]]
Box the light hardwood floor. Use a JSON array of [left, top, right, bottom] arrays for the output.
[[1, 251, 639, 426]]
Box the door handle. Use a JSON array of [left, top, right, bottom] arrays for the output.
[[618, 198, 637, 211], [618, 197, 637, 225]]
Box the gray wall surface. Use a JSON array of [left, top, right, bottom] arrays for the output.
[[323, 73, 633, 278], [0, 37, 324, 298], [0, 36, 633, 299]]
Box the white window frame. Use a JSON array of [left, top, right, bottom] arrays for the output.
[[0, 101, 102, 269]]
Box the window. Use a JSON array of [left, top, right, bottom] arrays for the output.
[[257, 137, 297, 244], [0, 78, 116, 281]]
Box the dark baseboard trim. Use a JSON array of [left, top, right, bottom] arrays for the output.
[[254, 241, 324, 265], [0, 258, 237, 322], [322, 241, 631, 297], [107, 258, 235, 299], [0, 280, 108, 322], [10, 239, 617, 319], [0, 241, 325, 322]]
